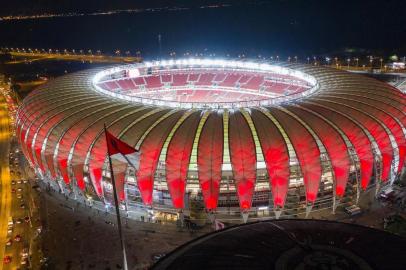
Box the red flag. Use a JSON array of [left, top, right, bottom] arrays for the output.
[[105, 130, 140, 202], [105, 130, 140, 170]]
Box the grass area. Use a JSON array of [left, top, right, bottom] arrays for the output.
[[384, 214, 406, 237]]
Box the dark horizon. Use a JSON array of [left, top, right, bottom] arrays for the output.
[[0, 0, 405, 58], [1, 0, 258, 16]]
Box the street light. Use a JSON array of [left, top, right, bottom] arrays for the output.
[[347, 58, 350, 69]]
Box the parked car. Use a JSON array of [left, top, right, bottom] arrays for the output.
[[379, 187, 395, 200], [14, 235, 22, 242], [21, 248, 29, 258], [21, 258, 28, 265], [345, 205, 362, 216], [151, 253, 166, 263], [3, 255, 12, 264], [40, 256, 49, 264], [8, 217, 13, 226]]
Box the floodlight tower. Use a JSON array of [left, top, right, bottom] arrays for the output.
[[158, 34, 162, 60]]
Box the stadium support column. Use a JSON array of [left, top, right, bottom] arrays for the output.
[[400, 167, 406, 184], [373, 149, 383, 196], [71, 172, 80, 201], [242, 212, 249, 224], [332, 178, 337, 215], [124, 173, 129, 214], [57, 176, 65, 194]]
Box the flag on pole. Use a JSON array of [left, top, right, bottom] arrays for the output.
[[105, 130, 140, 170], [104, 127, 130, 270], [105, 130, 140, 201]]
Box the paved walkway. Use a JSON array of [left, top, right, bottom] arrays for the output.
[[38, 187, 211, 269]]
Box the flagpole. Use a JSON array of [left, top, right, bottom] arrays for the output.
[[117, 148, 139, 224], [104, 124, 129, 270]]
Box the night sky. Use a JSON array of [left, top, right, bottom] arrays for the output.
[[1, 0, 405, 57]]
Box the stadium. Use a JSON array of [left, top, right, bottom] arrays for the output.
[[16, 59, 406, 220]]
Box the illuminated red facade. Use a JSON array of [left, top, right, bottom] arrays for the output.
[[16, 60, 406, 216]]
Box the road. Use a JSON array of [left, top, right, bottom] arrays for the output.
[[0, 94, 11, 270], [2, 51, 142, 64], [0, 83, 40, 269], [1, 142, 41, 269], [4, 50, 406, 75]]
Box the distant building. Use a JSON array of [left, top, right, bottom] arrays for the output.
[[388, 62, 406, 70]]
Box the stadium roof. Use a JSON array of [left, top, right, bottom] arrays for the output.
[[16, 60, 406, 212]]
